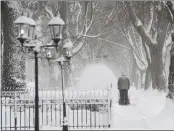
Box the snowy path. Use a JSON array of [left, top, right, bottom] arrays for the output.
[[110, 88, 174, 130]]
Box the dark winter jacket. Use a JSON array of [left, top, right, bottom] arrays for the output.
[[117, 76, 130, 90]]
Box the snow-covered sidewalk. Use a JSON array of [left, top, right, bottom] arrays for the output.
[[40, 88, 174, 130], [111, 87, 174, 130]]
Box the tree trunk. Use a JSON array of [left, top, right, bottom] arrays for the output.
[[166, 1, 174, 99], [167, 36, 174, 99], [144, 65, 152, 90], [131, 53, 138, 87], [140, 70, 146, 89], [1, 1, 26, 91], [150, 46, 166, 90], [136, 70, 143, 89]]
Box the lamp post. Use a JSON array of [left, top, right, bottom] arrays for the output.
[[14, 14, 40, 131], [57, 56, 68, 131], [14, 14, 40, 130], [45, 16, 73, 131], [44, 40, 73, 131], [61, 39, 73, 131], [44, 37, 73, 131], [14, 13, 65, 131]]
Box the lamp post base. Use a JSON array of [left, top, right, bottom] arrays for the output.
[[62, 102, 68, 131], [63, 125, 68, 131]]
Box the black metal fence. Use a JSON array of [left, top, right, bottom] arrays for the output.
[[1, 88, 112, 130]]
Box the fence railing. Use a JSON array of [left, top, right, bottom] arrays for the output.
[[1, 88, 112, 130]]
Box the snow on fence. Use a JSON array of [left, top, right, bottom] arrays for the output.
[[1, 88, 112, 130]]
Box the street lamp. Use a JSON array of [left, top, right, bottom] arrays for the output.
[[14, 14, 36, 45], [14, 14, 41, 131], [63, 38, 73, 60], [46, 17, 71, 131], [44, 42, 55, 60], [14, 12, 69, 131], [48, 16, 65, 48]]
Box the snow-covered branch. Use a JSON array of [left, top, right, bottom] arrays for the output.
[[38, 1, 54, 19], [92, 1, 98, 9], [72, 37, 85, 56], [75, 1, 82, 35], [43, 6, 54, 19], [124, 30, 147, 67], [81, 32, 104, 38], [146, 2, 154, 34], [151, 26, 157, 41], [127, 30, 141, 57], [165, 1, 174, 23], [71, 2, 88, 55], [142, 41, 151, 65], [130, 26, 142, 57], [125, 1, 157, 47], [83, 2, 88, 33], [72, 2, 99, 55], [105, 7, 115, 26], [113, 20, 147, 68], [97, 38, 132, 50], [82, 6, 116, 38], [86, 2, 97, 33]]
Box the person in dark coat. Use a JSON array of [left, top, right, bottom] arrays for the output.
[[117, 72, 130, 105]]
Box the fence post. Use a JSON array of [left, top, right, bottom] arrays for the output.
[[14, 91, 17, 130], [0, 91, 2, 131], [107, 87, 112, 128]]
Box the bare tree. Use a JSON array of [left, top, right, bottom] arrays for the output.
[[125, 1, 173, 90], [31, 1, 129, 88]]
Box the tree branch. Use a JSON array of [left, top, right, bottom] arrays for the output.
[[82, 6, 116, 38], [124, 30, 147, 67], [86, 1, 96, 33], [43, 6, 54, 19], [124, 1, 156, 47], [84, 2, 88, 33], [85, 1, 99, 34], [146, 2, 154, 33], [105, 7, 115, 25], [72, 2, 98, 55], [113, 20, 147, 67], [142, 40, 151, 65], [72, 37, 85, 56], [92, 1, 98, 8], [81, 33, 103, 38], [79, 1, 88, 35], [166, 1, 174, 23], [97, 38, 132, 50], [75, 1, 82, 35], [72, 2, 88, 55], [130, 26, 142, 57]]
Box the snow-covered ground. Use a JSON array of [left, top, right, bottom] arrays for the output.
[[1, 64, 174, 130], [6, 87, 171, 130], [111, 87, 174, 130]]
